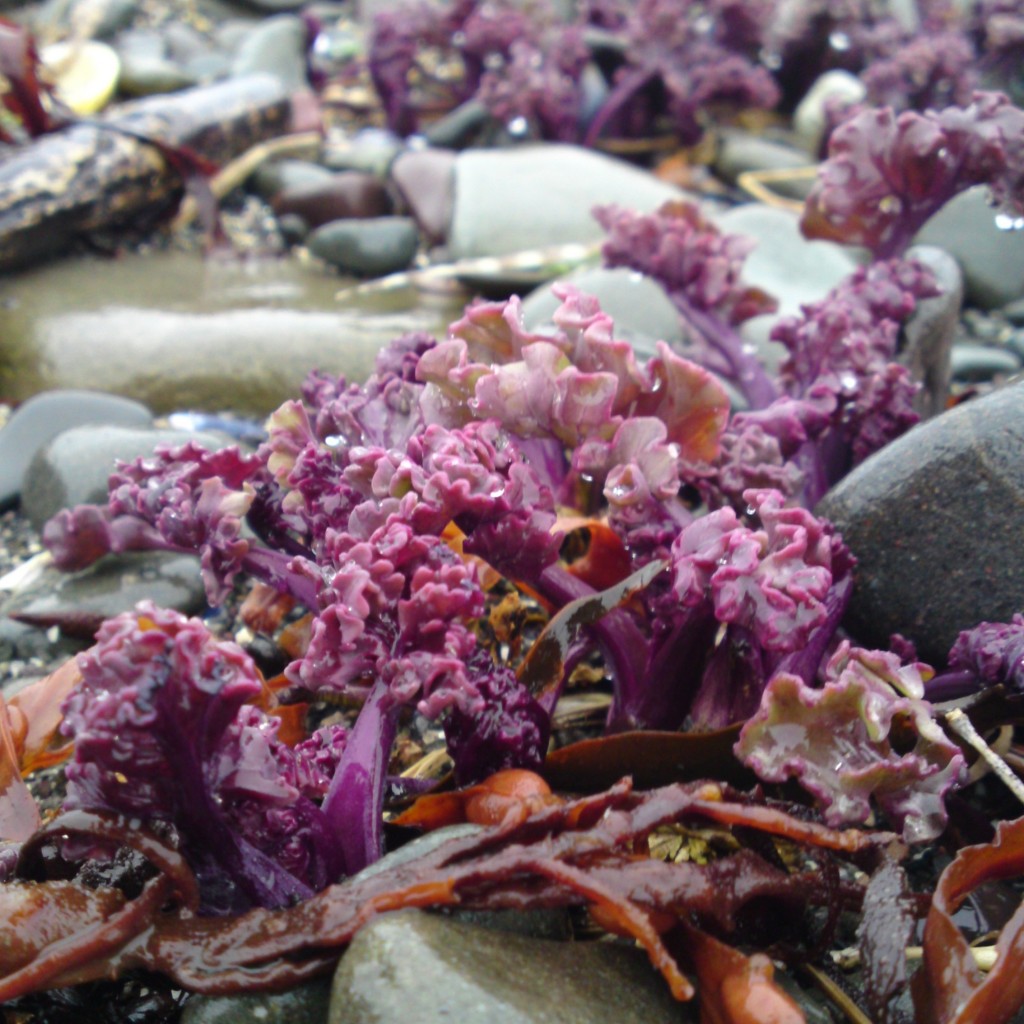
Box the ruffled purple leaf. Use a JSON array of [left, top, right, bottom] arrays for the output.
[[736, 642, 967, 842], [60, 603, 341, 911], [802, 91, 1024, 258]]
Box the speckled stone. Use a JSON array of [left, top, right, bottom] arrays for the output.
[[328, 909, 690, 1024], [816, 379, 1024, 664], [181, 980, 332, 1024]]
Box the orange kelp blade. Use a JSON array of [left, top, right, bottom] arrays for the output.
[[7, 657, 80, 774], [0, 696, 40, 842]]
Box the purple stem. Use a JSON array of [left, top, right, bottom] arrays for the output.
[[923, 669, 982, 703], [670, 295, 779, 409], [320, 677, 398, 876], [536, 562, 648, 718], [607, 605, 719, 732], [774, 575, 854, 687], [240, 547, 320, 609], [583, 66, 656, 148]]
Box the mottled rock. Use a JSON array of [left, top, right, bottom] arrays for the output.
[[181, 980, 332, 1024], [817, 380, 1024, 664], [448, 144, 684, 259], [273, 172, 393, 228], [0, 391, 152, 510], [309, 217, 420, 276], [21, 426, 230, 532], [915, 187, 1024, 309], [328, 909, 690, 1024]]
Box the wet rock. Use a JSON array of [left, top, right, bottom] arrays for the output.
[[711, 203, 862, 372], [0, 391, 152, 510], [792, 70, 866, 153], [273, 172, 393, 228], [447, 144, 684, 259], [0, 250, 462, 415], [328, 909, 690, 1024], [714, 130, 815, 196], [230, 15, 309, 89], [950, 343, 1022, 384], [421, 100, 493, 149], [117, 53, 197, 97], [816, 379, 1024, 664], [249, 158, 335, 203], [21, 425, 230, 532], [521, 267, 683, 359], [181, 980, 332, 1024], [322, 129, 405, 178], [1, 551, 207, 634], [900, 245, 962, 418], [390, 148, 457, 245], [309, 217, 420, 276], [915, 186, 1024, 309]]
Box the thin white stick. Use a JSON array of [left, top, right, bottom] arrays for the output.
[[946, 708, 1024, 807]]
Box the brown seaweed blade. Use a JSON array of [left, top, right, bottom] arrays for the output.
[[912, 814, 1024, 1024], [0, 779, 890, 1008]]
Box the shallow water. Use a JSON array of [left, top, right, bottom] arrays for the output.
[[0, 247, 469, 414]]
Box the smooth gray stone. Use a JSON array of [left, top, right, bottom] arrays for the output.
[[309, 217, 420, 277], [521, 267, 684, 360], [21, 425, 229, 532], [950, 343, 1022, 383], [230, 15, 308, 89], [117, 53, 198, 97], [714, 129, 814, 188], [0, 391, 152, 510], [322, 129, 404, 178], [1, 551, 208, 630], [711, 203, 862, 372], [421, 100, 492, 149], [249, 158, 335, 202], [792, 70, 866, 153], [901, 244, 963, 417], [816, 380, 1024, 664], [915, 187, 1024, 309], [448, 144, 684, 259], [328, 909, 691, 1024], [181, 980, 332, 1024]]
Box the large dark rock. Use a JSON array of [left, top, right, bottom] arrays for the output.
[[817, 379, 1024, 665], [328, 909, 690, 1024]]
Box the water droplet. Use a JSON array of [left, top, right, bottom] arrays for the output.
[[507, 115, 529, 137], [829, 31, 851, 51], [325, 434, 343, 448], [995, 212, 1024, 232]]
